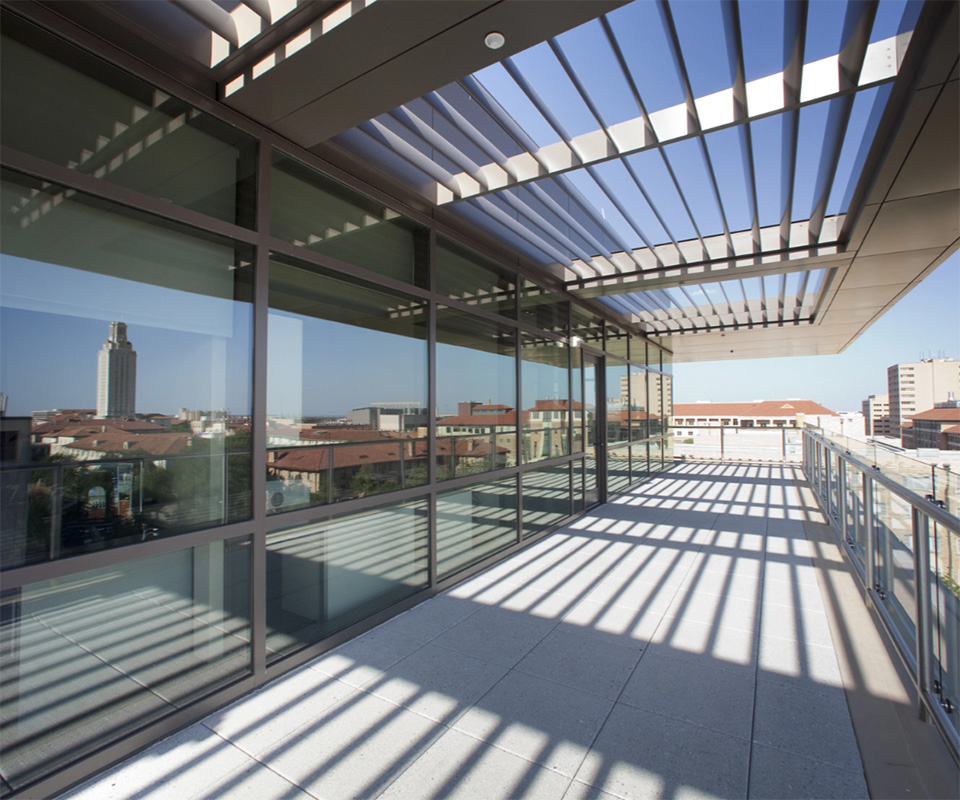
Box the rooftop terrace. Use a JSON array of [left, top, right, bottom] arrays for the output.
[[58, 463, 958, 800]]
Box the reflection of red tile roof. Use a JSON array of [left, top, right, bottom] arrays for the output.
[[35, 420, 167, 439], [943, 425, 960, 434], [530, 400, 584, 411], [269, 441, 420, 471], [63, 433, 192, 456], [437, 413, 524, 426], [909, 408, 960, 422], [901, 421, 913, 429], [673, 400, 837, 417], [303, 428, 394, 442], [608, 410, 653, 421], [269, 438, 507, 473]]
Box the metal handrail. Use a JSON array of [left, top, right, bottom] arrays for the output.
[[807, 429, 959, 533], [803, 428, 960, 763]]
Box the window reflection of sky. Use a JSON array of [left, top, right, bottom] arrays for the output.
[[1, 256, 251, 416]]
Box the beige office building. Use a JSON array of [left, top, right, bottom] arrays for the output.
[[887, 359, 960, 436], [862, 393, 893, 437]]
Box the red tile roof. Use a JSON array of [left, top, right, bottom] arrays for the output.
[[672, 400, 837, 417], [908, 408, 960, 422]]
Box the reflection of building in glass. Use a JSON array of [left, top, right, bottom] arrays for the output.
[[347, 403, 429, 431], [96, 322, 136, 418]]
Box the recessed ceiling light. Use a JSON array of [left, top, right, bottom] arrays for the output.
[[484, 31, 505, 50]]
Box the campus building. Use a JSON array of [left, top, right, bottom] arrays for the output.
[[0, 1, 957, 796], [95, 321, 137, 418], [863, 392, 893, 437], [887, 358, 960, 437]]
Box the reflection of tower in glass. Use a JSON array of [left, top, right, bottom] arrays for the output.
[[97, 321, 137, 418]]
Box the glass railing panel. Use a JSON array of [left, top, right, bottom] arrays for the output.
[[936, 468, 960, 517], [873, 482, 917, 649], [843, 460, 867, 568], [931, 519, 960, 730]]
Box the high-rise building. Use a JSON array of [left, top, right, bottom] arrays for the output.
[[96, 321, 137, 418], [862, 393, 893, 437], [887, 359, 960, 437]]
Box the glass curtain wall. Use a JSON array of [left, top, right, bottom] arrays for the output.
[[0, 12, 674, 797]]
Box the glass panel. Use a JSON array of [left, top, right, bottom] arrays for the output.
[[662, 431, 674, 464], [266, 256, 428, 513], [266, 499, 428, 660], [844, 461, 866, 567], [520, 281, 568, 334], [649, 437, 663, 474], [873, 483, 917, 648], [630, 336, 648, 366], [606, 359, 629, 445], [571, 348, 585, 454], [437, 237, 515, 317], [271, 154, 428, 287], [648, 371, 668, 437], [931, 520, 959, 732], [522, 466, 570, 539], [437, 477, 518, 579], [584, 360, 599, 504], [607, 445, 630, 495], [605, 323, 629, 359], [1, 21, 256, 227], [0, 171, 253, 568], [631, 442, 649, 484], [521, 336, 570, 463], [573, 459, 585, 513], [571, 306, 604, 349], [628, 366, 649, 441], [436, 309, 517, 479], [0, 537, 251, 789]]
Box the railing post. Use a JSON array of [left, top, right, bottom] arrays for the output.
[[838, 461, 848, 540], [720, 426, 725, 461], [914, 506, 933, 722]]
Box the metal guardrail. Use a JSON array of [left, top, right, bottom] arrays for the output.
[[670, 425, 804, 462], [803, 428, 960, 763]]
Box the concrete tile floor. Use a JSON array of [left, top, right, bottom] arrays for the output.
[[60, 463, 879, 800]]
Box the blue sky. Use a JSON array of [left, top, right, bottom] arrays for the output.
[[673, 252, 960, 412], [2, 0, 950, 420]]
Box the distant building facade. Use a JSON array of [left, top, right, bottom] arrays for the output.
[[96, 322, 137, 418], [862, 393, 893, 437], [672, 400, 838, 430], [901, 406, 960, 450], [887, 358, 960, 437]]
